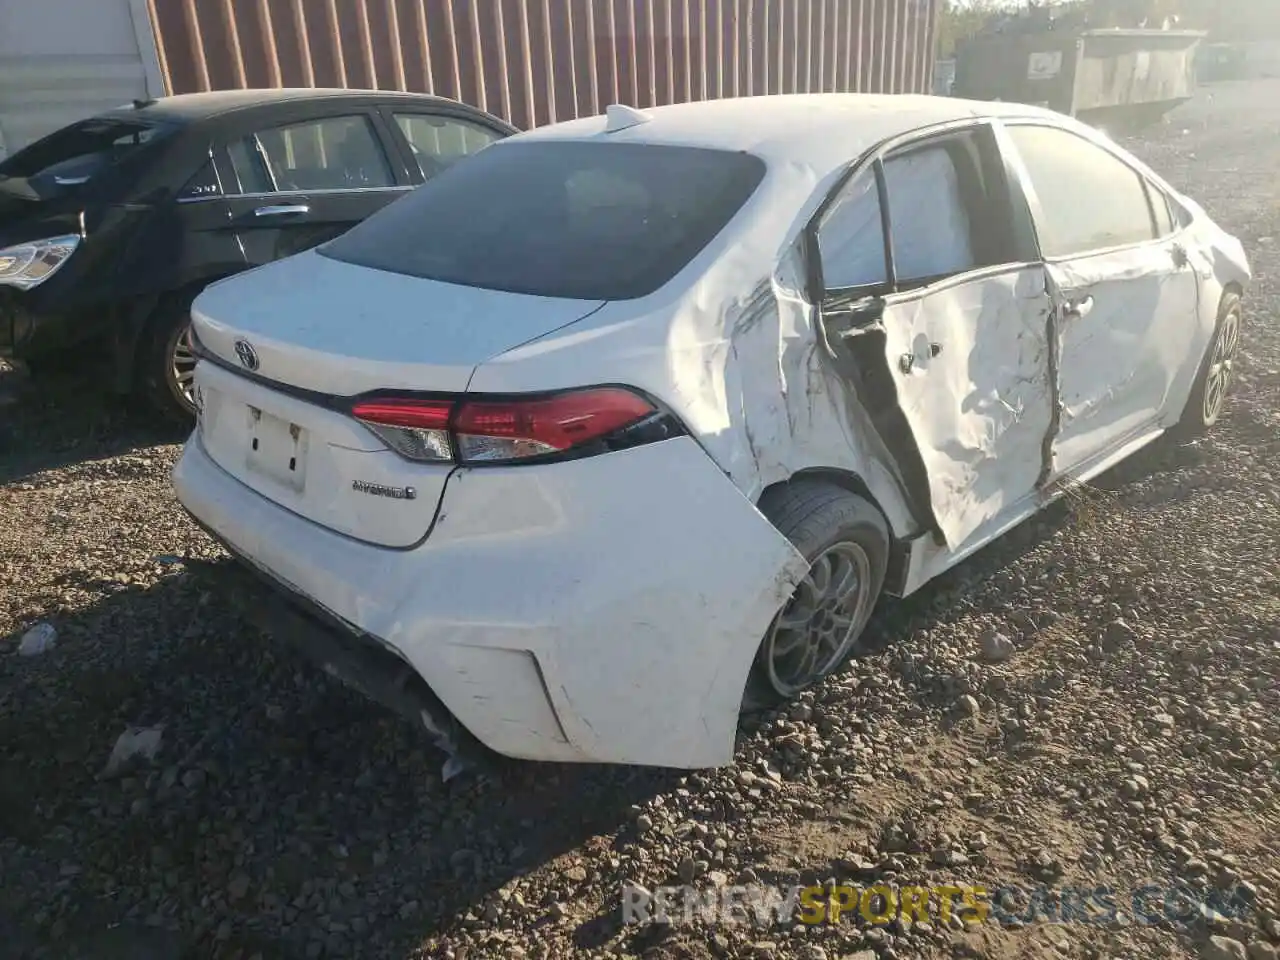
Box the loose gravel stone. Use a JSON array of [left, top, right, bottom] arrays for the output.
[[979, 629, 1015, 663], [1206, 937, 1250, 960]]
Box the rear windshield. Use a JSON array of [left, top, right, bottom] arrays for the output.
[[0, 117, 172, 188], [320, 140, 767, 300]]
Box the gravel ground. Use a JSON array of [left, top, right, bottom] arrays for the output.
[[2, 81, 1278, 960]]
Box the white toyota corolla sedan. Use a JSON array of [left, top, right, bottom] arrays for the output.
[[174, 94, 1249, 772]]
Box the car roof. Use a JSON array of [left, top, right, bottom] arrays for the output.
[[514, 93, 1067, 176], [103, 88, 456, 124]]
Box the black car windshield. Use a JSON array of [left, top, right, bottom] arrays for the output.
[[320, 140, 767, 301], [0, 117, 173, 189]]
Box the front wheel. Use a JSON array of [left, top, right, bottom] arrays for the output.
[[136, 292, 200, 422], [747, 481, 890, 707], [1175, 289, 1242, 437]]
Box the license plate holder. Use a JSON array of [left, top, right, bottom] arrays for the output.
[[244, 406, 309, 492]]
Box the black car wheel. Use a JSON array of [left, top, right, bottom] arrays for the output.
[[137, 291, 200, 422]]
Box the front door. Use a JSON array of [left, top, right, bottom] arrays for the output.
[[217, 112, 411, 266], [1002, 122, 1201, 477], [814, 124, 1053, 549]]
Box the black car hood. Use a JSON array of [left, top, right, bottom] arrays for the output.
[[0, 177, 84, 249]]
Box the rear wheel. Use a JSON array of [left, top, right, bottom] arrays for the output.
[[1176, 290, 1242, 437], [747, 481, 889, 707], [136, 292, 200, 422]]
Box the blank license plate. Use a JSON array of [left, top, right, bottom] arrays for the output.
[[244, 407, 309, 492]]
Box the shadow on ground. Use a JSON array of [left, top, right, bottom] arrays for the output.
[[0, 366, 184, 485], [0, 561, 683, 959]]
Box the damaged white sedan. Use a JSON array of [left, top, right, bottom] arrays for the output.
[[173, 95, 1249, 771]]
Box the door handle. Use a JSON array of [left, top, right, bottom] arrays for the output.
[[253, 204, 310, 217], [1063, 295, 1094, 319]]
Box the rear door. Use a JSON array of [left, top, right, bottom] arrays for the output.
[[813, 122, 1054, 549], [169, 153, 247, 281], [215, 109, 414, 266], [1000, 122, 1202, 477]]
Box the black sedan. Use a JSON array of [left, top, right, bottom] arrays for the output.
[[0, 88, 516, 419]]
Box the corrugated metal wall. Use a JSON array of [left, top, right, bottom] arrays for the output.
[[145, 0, 938, 129], [1, 0, 164, 158]]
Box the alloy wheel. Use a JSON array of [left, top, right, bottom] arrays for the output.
[[761, 540, 874, 698], [167, 320, 198, 413], [1202, 306, 1241, 423]]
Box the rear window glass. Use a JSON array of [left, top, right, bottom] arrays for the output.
[[320, 140, 767, 300], [0, 118, 172, 187]]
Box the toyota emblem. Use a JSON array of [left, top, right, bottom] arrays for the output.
[[233, 339, 259, 371]]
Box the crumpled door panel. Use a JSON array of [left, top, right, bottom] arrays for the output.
[[874, 267, 1055, 547]]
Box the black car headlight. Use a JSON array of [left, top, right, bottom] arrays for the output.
[[0, 235, 80, 291]]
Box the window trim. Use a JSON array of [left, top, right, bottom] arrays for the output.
[[999, 119, 1178, 262], [176, 183, 412, 205], [808, 118, 1033, 301]]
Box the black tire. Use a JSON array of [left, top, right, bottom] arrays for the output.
[[136, 291, 200, 423], [745, 481, 890, 709], [1174, 289, 1242, 439]]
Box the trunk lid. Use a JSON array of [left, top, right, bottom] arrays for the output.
[[190, 249, 605, 548], [192, 249, 605, 396]]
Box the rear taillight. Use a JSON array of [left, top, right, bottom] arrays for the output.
[[453, 389, 656, 462], [352, 398, 452, 462], [351, 387, 680, 465]]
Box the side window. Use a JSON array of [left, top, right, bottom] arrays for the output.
[[226, 115, 393, 194], [178, 159, 222, 201], [394, 114, 501, 179], [226, 139, 272, 194], [1007, 125, 1156, 257], [882, 145, 978, 284], [816, 173, 888, 290], [1147, 182, 1175, 237], [817, 131, 1010, 292]]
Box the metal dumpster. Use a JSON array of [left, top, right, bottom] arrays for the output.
[[954, 27, 1205, 130], [1196, 42, 1249, 84]]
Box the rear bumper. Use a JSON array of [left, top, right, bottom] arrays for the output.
[[182, 551, 489, 766], [173, 431, 806, 768]]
